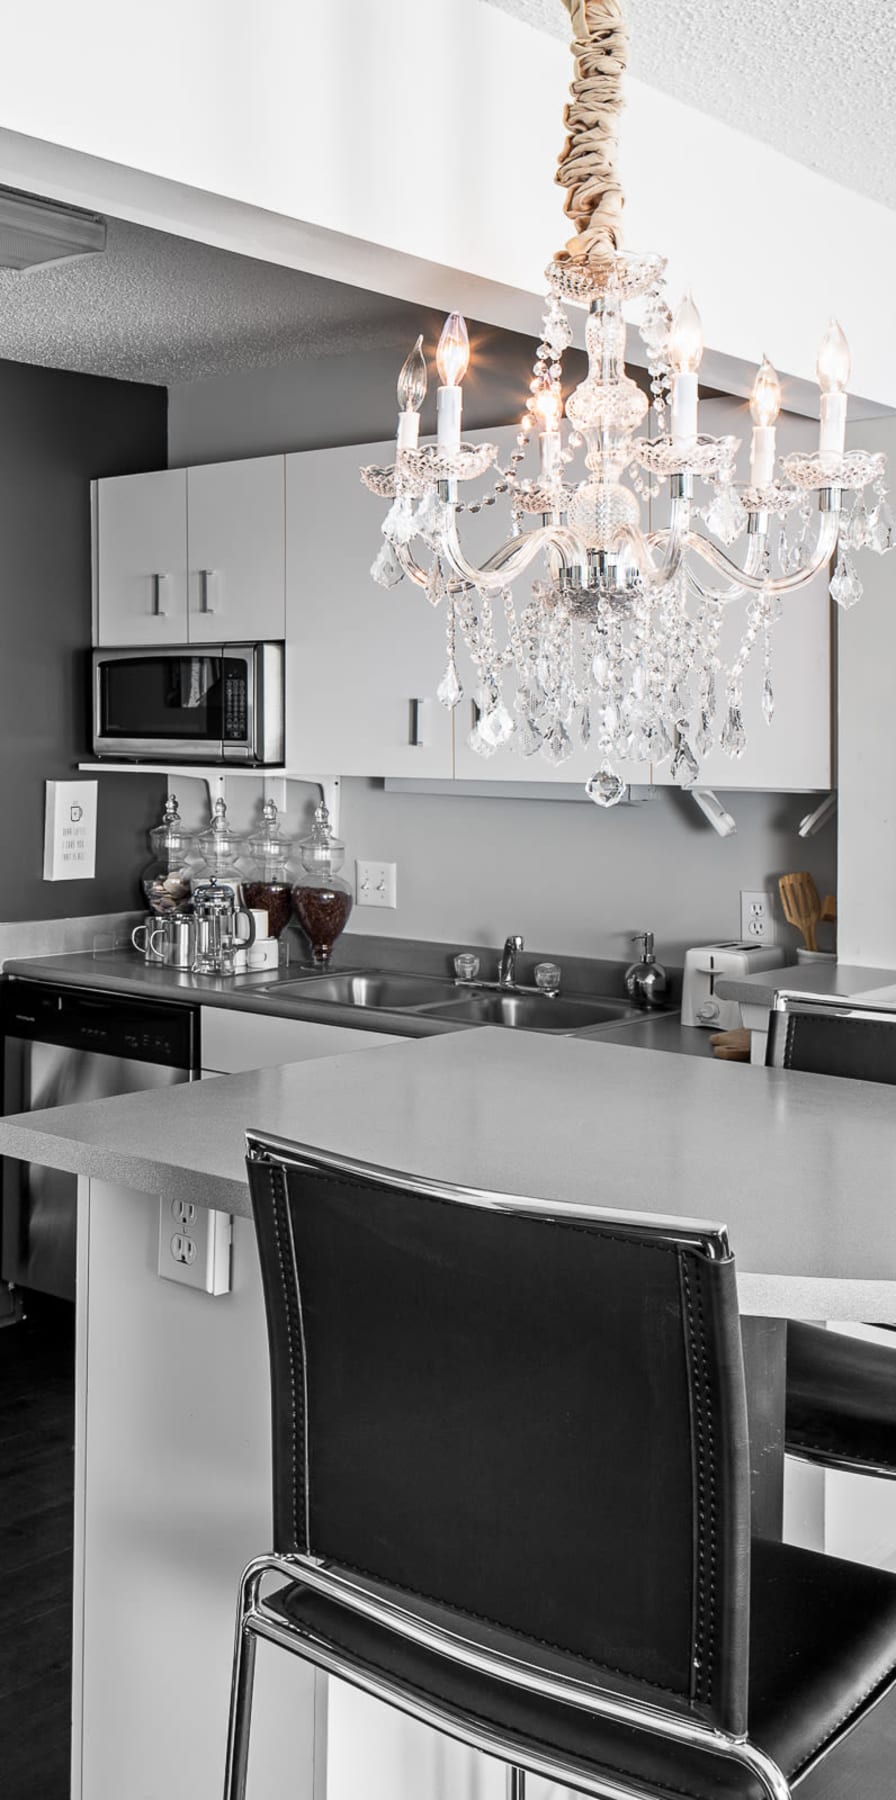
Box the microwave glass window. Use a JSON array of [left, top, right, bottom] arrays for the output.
[[100, 657, 247, 742]]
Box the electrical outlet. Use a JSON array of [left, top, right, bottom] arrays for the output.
[[356, 860, 397, 908], [158, 1197, 232, 1295], [740, 890, 776, 943]]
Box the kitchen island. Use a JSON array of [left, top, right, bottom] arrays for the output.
[[2, 1025, 896, 1800]]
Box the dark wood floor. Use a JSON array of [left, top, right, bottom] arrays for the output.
[[0, 1294, 74, 1799]]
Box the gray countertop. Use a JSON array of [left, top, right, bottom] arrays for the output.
[[1, 948, 714, 1057], [716, 960, 896, 1009], [0, 1025, 894, 1323]]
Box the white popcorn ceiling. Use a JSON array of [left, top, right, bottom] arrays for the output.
[[0, 216, 429, 386], [483, 0, 896, 211]]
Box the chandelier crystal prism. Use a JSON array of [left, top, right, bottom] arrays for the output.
[[362, 0, 893, 804]]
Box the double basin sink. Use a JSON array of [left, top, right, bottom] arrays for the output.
[[258, 969, 643, 1036]]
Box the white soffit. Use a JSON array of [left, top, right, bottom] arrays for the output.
[[0, 215, 428, 384], [483, 0, 896, 213]]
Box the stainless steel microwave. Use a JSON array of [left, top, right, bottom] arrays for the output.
[[92, 642, 285, 764]]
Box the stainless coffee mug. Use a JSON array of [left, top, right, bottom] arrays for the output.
[[131, 917, 168, 964], [168, 914, 198, 970]]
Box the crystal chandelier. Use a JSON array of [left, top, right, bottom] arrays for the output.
[[362, 0, 893, 806]]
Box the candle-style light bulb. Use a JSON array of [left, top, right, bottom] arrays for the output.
[[534, 387, 563, 432], [436, 313, 470, 452], [816, 319, 850, 456], [750, 357, 782, 427], [436, 313, 470, 387], [749, 356, 781, 487], [397, 335, 427, 414], [669, 293, 703, 445], [534, 386, 563, 481], [816, 318, 851, 394], [668, 293, 704, 374]]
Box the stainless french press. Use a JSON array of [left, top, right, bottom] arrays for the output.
[[190, 880, 256, 976]]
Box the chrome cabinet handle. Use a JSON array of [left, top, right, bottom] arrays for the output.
[[198, 569, 218, 614], [150, 573, 169, 616], [408, 698, 427, 746]]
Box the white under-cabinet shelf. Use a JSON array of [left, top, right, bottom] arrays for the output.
[[77, 764, 342, 832]]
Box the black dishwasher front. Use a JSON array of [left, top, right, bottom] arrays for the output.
[[1, 978, 199, 1300]]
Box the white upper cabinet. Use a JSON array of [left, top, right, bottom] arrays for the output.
[[285, 440, 454, 778], [186, 457, 285, 643], [95, 470, 188, 645], [649, 396, 832, 792], [95, 459, 285, 647]]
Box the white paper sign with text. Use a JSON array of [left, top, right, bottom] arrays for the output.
[[43, 780, 98, 881]]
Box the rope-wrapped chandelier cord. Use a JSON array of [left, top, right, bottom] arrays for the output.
[[555, 0, 627, 267]]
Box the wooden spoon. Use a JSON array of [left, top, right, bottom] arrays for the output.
[[778, 872, 822, 951]]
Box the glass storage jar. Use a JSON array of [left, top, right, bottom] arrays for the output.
[[141, 794, 195, 916], [243, 798, 295, 945], [191, 796, 251, 889], [291, 804, 353, 966]]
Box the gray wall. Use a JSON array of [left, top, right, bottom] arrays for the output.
[[168, 347, 836, 966], [0, 359, 167, 922]]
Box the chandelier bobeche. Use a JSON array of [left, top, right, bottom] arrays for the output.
[[362, 0, 892, 807]]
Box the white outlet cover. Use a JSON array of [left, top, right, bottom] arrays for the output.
[[158, 1196, 232, 1295]]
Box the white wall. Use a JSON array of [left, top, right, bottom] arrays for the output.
[[0, 0, 893, 405], [837, 414, 896, 965]]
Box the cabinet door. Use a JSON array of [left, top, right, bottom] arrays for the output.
[[649, 396, 832, 792], [285, 441, 454, 777], [95, 470, 188, 645], [187, 457, 285, 644]]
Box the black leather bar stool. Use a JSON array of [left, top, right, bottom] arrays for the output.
[[224, 1133, 896, 1799], [767, 992, 896, 1478]]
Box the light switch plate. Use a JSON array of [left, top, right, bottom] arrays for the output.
[[355, 860, 397, 907], [158, 1196, 232, 1295]]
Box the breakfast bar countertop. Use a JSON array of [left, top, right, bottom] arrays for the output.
[[0, 1024, 894, 1324]]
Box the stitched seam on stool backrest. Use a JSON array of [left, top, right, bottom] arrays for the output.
[[679, 1252, 716, 1709], [266, 1162, 307, 1553]]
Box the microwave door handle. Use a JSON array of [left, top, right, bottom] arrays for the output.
[[151, 573, 169, 617], [198, 569, 218, 615]]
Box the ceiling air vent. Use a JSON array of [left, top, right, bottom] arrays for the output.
[[0, 188, 106, 270]]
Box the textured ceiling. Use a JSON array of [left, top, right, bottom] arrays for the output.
[[483, 0, 896, 211], [0, 216, 427, 386]]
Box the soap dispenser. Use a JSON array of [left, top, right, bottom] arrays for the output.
[[625, 932, 668, 1010]]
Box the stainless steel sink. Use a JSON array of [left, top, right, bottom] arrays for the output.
[[418, 992, 640, 1033], [261, 972, 464, 1010]]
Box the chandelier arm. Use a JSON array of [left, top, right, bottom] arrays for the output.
[[441, 513, 590, 594], [555, 0, 627, 268], [394, 543, 439, 589], [680, 532, 764, 606], [684, 514, 840, 595]]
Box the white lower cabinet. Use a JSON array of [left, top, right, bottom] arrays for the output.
[[200, 1005, 404, 1072]]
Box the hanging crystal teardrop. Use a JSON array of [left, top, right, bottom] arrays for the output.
[[370, 541, 403, 589], [720, 702, 747, 758], [670, 735, 700, 787], [586, 763, 628, 808], [830, 553, 863, 609], [437, 662, 462, 710], [704, 486, 748, 546]]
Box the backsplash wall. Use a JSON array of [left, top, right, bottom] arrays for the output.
[[169, 345, 836, 966], [339, 780, 835, 966]]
